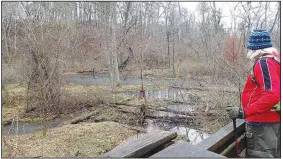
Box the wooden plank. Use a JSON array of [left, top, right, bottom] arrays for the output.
[[198, 119, 245, 152], [100, 131, 177, 158], [150, 141, 225, 158]]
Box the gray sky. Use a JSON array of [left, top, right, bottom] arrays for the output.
[[180, 2, 234, 28], [180, 2, 278, 29]]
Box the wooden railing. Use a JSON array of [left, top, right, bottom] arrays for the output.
[[100, 119, 246, 158], [198, 119, 246, 158]]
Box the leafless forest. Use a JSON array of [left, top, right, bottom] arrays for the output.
[[2, 2, 280, 157]]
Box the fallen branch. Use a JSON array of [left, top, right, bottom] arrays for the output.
[[112, 102, 197, 116], [70, 111, 99, 124], [111, 101, 188, 108], [67, 102, 203, 125]]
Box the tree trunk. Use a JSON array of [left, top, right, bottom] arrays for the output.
[[167, 30, 170, 69], [109, 2, 120, 86]]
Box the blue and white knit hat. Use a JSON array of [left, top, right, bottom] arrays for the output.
[[247, 30, 272, 50]]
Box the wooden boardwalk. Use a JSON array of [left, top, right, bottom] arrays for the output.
[[100, 119, 246, 158], [101, 131, 177, 157], [150, 141, 225, 158]]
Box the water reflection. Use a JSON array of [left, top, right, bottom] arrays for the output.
[[3, 119, 64, 136], [145, 119, 209, 145], [167, 105, 194, 113], [170, 127, 209, 145], [124, 89, 197, 103]]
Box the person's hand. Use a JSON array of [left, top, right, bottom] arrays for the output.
[[227, 105, 245, 119]]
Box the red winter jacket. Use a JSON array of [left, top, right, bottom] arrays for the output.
[[241, 54, 280, 123]]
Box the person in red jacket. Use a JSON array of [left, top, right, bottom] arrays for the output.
[[227, 30, 280, 158]]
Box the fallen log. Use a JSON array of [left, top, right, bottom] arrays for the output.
[[112, 102, 197, 116], [67, 103, 198, 125], [67, 105, 135, 124], [70, 111, 99, 124]]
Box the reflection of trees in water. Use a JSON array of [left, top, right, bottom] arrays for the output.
[[146, 119, 208, 144], [184, 126, 205, 143], [142, 82, 207, 144], [124, 87, 199, 103]]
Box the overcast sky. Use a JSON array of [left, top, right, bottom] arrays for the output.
[[180, 2, 237, 28], [180, 2, 278, 29]]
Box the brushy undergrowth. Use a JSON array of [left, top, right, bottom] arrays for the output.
[[2, 83, 169, 123]]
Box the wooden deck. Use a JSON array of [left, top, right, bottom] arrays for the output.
[[150, 141, 225, 158], [100, 119, 246, 158], [101, 131, 177, 157]]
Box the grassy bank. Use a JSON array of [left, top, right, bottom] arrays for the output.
[[2, 121, 136, 157]]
